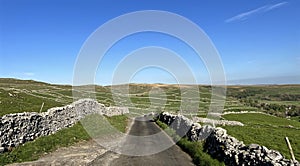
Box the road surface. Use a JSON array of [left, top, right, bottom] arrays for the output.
[[91, 116, 195, 166]]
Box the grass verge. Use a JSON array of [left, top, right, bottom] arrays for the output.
[[0, 115, 128, 165], [107, 115, 128, 133], [156, 120, 224, 166]]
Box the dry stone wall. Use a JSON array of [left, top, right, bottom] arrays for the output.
[[192, 117, 244, 126], [0, 99, 129, 152], [158, 112, 299, 166]]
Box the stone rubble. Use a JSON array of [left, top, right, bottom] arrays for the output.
[[0, 99, 129, 152], [158, 112, 299, 166]]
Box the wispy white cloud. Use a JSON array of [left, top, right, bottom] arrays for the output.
[[268, 1, 288, 10], [24, 72, 35, 76], [225, 1, 288, 23]]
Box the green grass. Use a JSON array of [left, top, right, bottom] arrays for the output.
[[291, 116, 300, 122], [261, 100, 300, 107], [226, 85, 300, 118], [0, 89, 66, 116], [156, 120, 224, 166], [106, 115, 128, 133], [0, 122, 90, 165], [0, 115, 128, 165], [222, 113, 300, 161], [0, 79, 114, 116]]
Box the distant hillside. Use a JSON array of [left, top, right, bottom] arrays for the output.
[[0, 78, 109, 116], [0, 78, 299, 119]]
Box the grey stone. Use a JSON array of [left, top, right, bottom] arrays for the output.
[[0, 147, 4, 153], [267, 150, 283, 161], [248, 143, 260, 150], [0, 99, 128, 151], [215, 127, 227, 136], [262, 146, 270, 154]]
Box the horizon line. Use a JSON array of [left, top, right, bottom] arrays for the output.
[[1, 77, 299, 87]]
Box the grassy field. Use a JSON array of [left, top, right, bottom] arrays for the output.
[[227, 85, 300, 117], [222, 113, 300, 161], [0, 115, 128, 165], [1, 78, 300, 164], [0, 78, 114, 116], [2, 78, 298, 118]]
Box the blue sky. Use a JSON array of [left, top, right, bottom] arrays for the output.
[[0, 0, 299, 85]]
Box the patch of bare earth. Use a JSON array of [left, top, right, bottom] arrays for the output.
[[8, 140, 116, 166]]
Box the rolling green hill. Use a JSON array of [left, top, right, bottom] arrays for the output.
[[1, 78, 299, 119]]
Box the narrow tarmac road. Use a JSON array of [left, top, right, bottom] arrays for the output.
[[10, 116, 195, 166], [92, 116, 195, 166]]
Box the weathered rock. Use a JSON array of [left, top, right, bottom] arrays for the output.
[[248, 143, 260, 151], [267, 150, 284, 161], [0, 99, 128, 153], [0, 147, 4, 153]]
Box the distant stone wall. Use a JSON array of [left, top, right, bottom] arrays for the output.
[[192, 117, 244, 126], [158, 112, 299, 166], [103, 106, 130, 117], [0, 99, 129, 152]]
